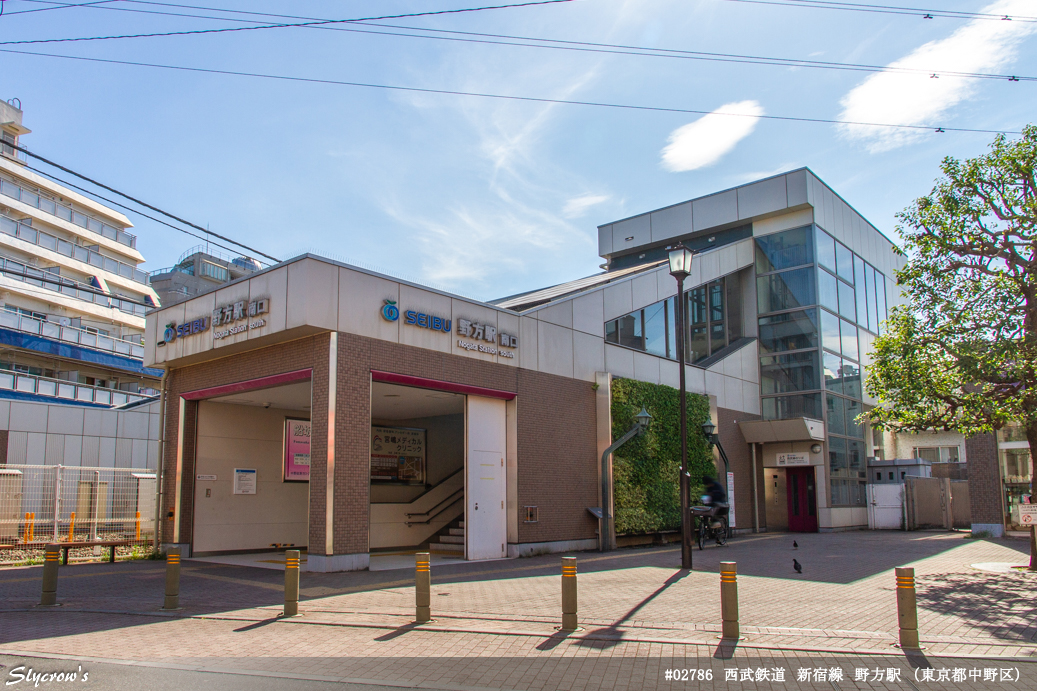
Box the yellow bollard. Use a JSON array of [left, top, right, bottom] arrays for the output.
[[67, 512, 75, 542], [23, 513, 29, 544], [39, 544, 60, 606], [135, 511, 141, 541], [284, 550, 300, 616], [163, 547, 181, 610], [28, 512, 35, 543], [895, 567, 921, 649], [561, 556, 578, 632], [415, 552, 431, 623], [720, 562, 739, 640]]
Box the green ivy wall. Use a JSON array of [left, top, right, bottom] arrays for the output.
[[611, 377, 713, 535]]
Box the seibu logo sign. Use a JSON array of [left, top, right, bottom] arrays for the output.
[[380, 299, 517, 356], [158, 298, 270, 346]]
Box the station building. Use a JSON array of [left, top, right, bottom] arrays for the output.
[[145, 168, 906, 571]]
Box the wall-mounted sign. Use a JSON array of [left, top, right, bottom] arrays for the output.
[[377, 301, 517, 356], [158, 298, 271, 346], [777, 453, 810, 466], [196, 474, 217, 481], [371, 425, 426, 483], [233, 468, 257, 495], [283, 418, 311, 482], [381, 299, 451, 332]]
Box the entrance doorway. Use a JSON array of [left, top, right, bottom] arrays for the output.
[[786, 467, 818, 532]]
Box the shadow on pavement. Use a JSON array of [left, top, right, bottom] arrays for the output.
[[916, 570, 1037, 643], [575, 570, 689, 650]]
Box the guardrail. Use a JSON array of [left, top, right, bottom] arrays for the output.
[[0, 254, 147, 318], [0, 213, 148, 284], [0, 309, 146, 359], [0, 369, 150, 406], [0, 175, 137, 249]]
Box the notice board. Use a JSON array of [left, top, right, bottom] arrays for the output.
[[371, 426, 426, 484]]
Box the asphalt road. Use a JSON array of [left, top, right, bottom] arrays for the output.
[[0, 654, 407, 690]]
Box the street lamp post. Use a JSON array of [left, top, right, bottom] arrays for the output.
[[667, 243, 694, 570]]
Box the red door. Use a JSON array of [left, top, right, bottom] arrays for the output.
[[786, 467, 818, 532]]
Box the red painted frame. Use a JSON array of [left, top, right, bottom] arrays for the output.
[[371, 370, 515, 401], [181, 368, 313, 400]]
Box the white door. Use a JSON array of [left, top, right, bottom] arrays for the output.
[[867, 483, 904, 530], [466, 396, 507, 560]]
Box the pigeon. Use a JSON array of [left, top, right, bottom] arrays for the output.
[[793, 559, 802, 574], [793, 540, 798, 550]]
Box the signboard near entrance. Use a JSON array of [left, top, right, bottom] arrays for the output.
[[233, 468, 257, 495], [777, 453, 810, 466], [371, 426, 426, 484], [1020, 504, 1037, 526], [283, 418, 312, 482]]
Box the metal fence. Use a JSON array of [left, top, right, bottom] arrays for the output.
[[0, 464, 157, 562]]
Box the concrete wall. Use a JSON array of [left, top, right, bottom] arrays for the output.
[[191, 401, 308, 554], [0, 398, 159, 469], [965, 432, 1004, 535]]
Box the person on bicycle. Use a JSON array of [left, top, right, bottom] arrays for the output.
[[700, 476, 729, 531]]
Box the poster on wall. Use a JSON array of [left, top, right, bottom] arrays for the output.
[[283, 418, 312, 482], [371, 426, 426, 484], [726, 471, 736, 529], [233, 468, 257, 495]]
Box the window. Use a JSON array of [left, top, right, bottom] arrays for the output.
[[755, 226, 813, 272], [820, 309, 841, 354], [643, 301, 668, 358], [757, 267, 816, 313], [835, 241, 854, 283], [760, 351, 819, 394], [841, 318, 859, 361], [709, 281, 726, 352], [913, 446, 960, 463], [199, 261, 230, 282], [758, 309, 818, 354], [761, 393, 822, 421], [838, 280, 856, 321], [818, 269, 838, 314], [854, 256, 868, 329], [688, 286, 709, 363], [816, 228, 836, 274]]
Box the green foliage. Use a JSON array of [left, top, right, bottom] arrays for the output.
[[610, 377, 712, 535]]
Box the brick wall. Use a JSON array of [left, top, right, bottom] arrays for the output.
[[160, 331, 599, 554], [717, 406, 761, 531], [965, 432, 1003, 526]]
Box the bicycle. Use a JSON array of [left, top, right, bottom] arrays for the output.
[[689, 505, 728, 549]]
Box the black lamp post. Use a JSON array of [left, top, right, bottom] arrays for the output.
[[667, 243, 694, 569], [702, 420, 732, 538]]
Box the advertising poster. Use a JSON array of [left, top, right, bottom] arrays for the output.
[[371, 426, 426, 483], [283, 418, 312, 482]]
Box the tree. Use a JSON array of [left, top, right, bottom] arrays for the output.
[[865, 125, 1037, 570]]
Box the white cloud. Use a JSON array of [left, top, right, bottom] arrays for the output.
[[838, 0, 1037, 152], [660, 100, 765, 172], [563, 194, 610, 218]]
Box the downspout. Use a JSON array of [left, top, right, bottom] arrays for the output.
[[751, 442, 760, 534], [153, 368, 168, 554]]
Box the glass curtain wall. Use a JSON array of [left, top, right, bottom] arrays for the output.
[[604, 272, 743, 364], [757, 225, 890, 508]]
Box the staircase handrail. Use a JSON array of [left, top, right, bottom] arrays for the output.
[[405, 489, 464, 525]]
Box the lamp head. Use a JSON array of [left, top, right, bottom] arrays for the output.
[[701, 420, 716, 438], [666, 243, 694, 279], [635, 407, 652, 429]]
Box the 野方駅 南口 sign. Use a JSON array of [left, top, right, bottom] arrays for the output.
[[380, 300, 518, 357], [157, 298, 271, 346]]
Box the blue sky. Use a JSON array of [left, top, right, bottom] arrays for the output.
[[2, 0, 1034, 301]]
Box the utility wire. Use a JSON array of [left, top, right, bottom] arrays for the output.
[[2, 47, 1021, 136], [8, 0, 1030, 82], [721, 0, 1037, 22], [0, 0, 576, 46], [11, 140, 281, 263], [21, 162, 273, 266], [2, 0, 121, 17]]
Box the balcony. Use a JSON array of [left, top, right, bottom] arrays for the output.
[[0, 369, 149, 407], [0, 254, 147, 318], [0, 309, 145, 360], [0, 175, 137, 249], [0, 213, 148, 285]]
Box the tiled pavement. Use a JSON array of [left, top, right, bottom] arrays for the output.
[[0, 531, 1034, 690]]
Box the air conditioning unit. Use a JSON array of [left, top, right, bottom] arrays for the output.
[[56, 317, 71, 327]]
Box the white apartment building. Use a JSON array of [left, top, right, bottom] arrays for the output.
[[0, 98, 161, 408]]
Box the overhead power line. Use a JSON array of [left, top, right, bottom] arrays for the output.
[[2, 47, 1021, 136], [721, 0, 1037, 22], [0, 0, 576, 46], [8, 0, 1031, 82], [22, 162, 274, 265], [10, 140, 281, 263], [2, 0, 121, 17]]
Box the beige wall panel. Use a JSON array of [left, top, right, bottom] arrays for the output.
[[659, 358, 679, 389], [650, 201, 693, 244], [692, 190, 738, 231], [452, 299, 498, 362], [612, 214, 651, 253], [737, 175, 788, 220], [656, 268, 678, 301], [179, 292, 216, 358], [632, 352, 660, 384], [602, 282, 633, 321], [519, 316, 538, 371], [47, 406, 84, 435], [571, 291, 604, 337], [155, 302, 187, 362], [286, 258, 339, 331], [572, 331, 605, 383], [246, 265, 289, 341], [630, 273, 658, 311], [752, 208, 815, 238], [398, 285, 453, 354], [598, 225, 613, 256], [786, 170, 809, 207], [211, 279, 251, 349], [686, 365, 706, 394], [536, 301, 573, 329], [537, 321, 574, 379], [496, 310, 520, 366], [604, 344, 634, 379]]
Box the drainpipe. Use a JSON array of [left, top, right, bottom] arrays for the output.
[[751, 443, 760, 534], [599, 408, 651, 552], [153, 368, 168, 554]]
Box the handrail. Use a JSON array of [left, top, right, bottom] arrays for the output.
[[385, 468, 464, 508], [405, 489, 463, 525]]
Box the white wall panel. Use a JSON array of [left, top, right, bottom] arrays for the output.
[[659, 358, 679, 389], [536, 301, 573, 329], [537, 322, 574, 379], [246, 265, 289, 342], [613, 214, 651, 253], [693, 190, 738, 231], [650, 202, 692, 243], [211, 279, 251, 349], [571, 291, 604, 337], [786, 170, 809, 207], [598, 225, 613, 256], [519, 317, 538, 371], [399, 285, 453, 354], [286, 258, 339, 331], [605, 344, 635, 379], [10, 402, 46, 433], [46, 406, 84, 435], [338, 270, 400, 343], [633, 352, 661, 384], [572, 331, 605, 382], [603, 282, 633, 321], [630, 273, 658, 310], [737, 176, 788, 220]]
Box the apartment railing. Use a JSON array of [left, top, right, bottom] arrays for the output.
[[0, 254, 148, 318], [0, 175, 137, 249], [0, 369, 148, 407], [0, 309, 146, 359], [0, 213, 148, 284]]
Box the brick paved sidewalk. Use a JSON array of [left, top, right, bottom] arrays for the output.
[[0, 531, 1034, 690]]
